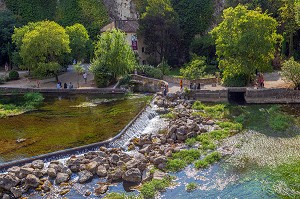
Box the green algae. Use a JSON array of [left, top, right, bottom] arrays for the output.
[[0, 94, 150, 162]]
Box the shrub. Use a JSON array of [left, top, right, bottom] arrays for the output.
[[23, 92, 44, 109], [172, 149, 201, 163], [216, 121, 243, 132], [136, 65, 163, 79], [0, 76, 6, 84], [186, 182, 197, 192], [91, 63, 114, 87], [8, 70, 19, 80], [119, 74, 132, 86], [281, 57, 300, 89], [192, 101, 205, 110], [157, 58, 170, 75], [180, 56, 207, 80], [222, 69, 247, 87], [269, 113, 291, 131], [196, 134, 216, 150]]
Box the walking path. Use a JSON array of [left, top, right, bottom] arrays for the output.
[[0, 64, 95, 89]]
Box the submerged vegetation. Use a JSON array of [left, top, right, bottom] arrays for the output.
[[0, 92, 44, 118], [140, 176, 174, 199]]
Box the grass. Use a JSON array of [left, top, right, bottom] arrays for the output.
[[140, 176, 173, 199], [194, 151, 221, 169], [186, 182, 197, 192], [185, 137, 197, 147], [104, 193, 143, 199], [166, 149, 201, 172], [192, 101, 227, 119], [160, 112, 177, 119]]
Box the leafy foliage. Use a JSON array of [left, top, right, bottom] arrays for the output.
[[12, 21, 70, 80], [194, 151, 221, 169], [140, 176, 173, 198], [166, 149, 201, 172], [90, 29, 136, 87], [186, 182, 197, 192], [180, 56, 207, 80], [171, 0, 214, 60], [139, 0, 180, 65], [210, 5, 282, 86], [136, 65, 163, 79], [0, 10, 18, 66], [65, 23, 89, 62], [281, 57, 300, 88], [8, 70, 19, 80]]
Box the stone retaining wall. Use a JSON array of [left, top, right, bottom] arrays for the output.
[[163, 76, 217, 86], [0, 87, 126, 95], [245, 88, 300, 103], [192, 89, 228, 103], [131, 74, 168, 93]]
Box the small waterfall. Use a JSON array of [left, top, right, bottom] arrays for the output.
[[108, 105, 166, 149]]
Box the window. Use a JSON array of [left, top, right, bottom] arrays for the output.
[[142, 47, 145, 53]]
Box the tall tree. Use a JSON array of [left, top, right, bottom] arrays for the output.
[[12, 21, 70, 81], [138, 0, 180, 65], [171, 0, 214, 61], [279, 0, 300, 57], [66, 23, 89, 62], [0, 10, 18, 67], [211, 5, 282, 86], [90, 29, 136, 87]]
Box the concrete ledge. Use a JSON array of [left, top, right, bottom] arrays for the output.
[[131, 74, 168, 93], [0, 87, 126, 95], [163, 76, 217, 86], [194, 90, 228, 103], [245, 88, 300, 103]]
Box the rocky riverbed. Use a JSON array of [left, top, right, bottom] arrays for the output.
[[0, 94, 236, 199]]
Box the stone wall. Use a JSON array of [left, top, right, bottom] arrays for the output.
[[245, 89, 300, 104], [163, 76, 217, 86], [131, 74, 168, 93], [192, 89, 228, 103], [0, 87, 126, 95]]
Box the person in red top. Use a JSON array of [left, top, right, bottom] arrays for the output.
[[180, 79, 183, 91]]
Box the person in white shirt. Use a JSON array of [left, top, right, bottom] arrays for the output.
[[83, 72, 87, 83]]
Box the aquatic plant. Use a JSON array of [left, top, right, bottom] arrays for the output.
[[186, 182, 198, 192], [185, 137, 197, 147], [160, 112, 176, 119], [194, 151, 221, 169], [104, 192, 143, 199], [166, 159, 187, 172], [166, 149, 201, 172], [192, 101, 227, 119], [140, 176, 173, 199]]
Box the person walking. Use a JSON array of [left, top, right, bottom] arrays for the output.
[[180, 79, 183, 91], [83, 72, 87, 83]]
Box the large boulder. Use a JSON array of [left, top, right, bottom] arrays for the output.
[[47, 168, 57, 178], [55, 172, 70, 184], [96, 165, 107, 177], [110, 154, 119, 164], [153, 156, 167, 166], [122, 168, 141, 183], [0, 174, 20, 190], [25, 174, 40, 188], [94, 184, 108, 196], [42, 180, 52, 192], [10, 187, 22, 198], [31, 160, 44, 169], [78, 170, 93, 183], [107, 168, 124, 182], [86, 161, 98, 174]]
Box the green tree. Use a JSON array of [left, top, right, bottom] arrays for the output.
[[210, 5, 282, 86], [90, 29, 136, 87], [5, 0, 56, 24], [180, 56, 207, 80], [73, 62, 85, 88], [171, 0, 214, 61], [0, 10, 18, 67], [66, 23, 89, 62], [12, 21, 70, 81], [279, 0, 300, 57], [139, 0, 180, 65], [281, 57, 300, 88]]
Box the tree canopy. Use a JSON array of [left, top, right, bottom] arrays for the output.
[[139, 0, 180, 65], [281, 57, 300, 88], [66, 23, 89, 62], [90, 29, 136, 87], [12, 21, 70, 80], [210, 4, 282, 86]]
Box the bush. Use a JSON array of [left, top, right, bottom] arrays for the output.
[[166, 159, 186, 172], [222, 69, 247, 87], [119, 74, 132, 86], [8, 70, 19, 80], [180, 55, 207, 80], [194, 151, 221, 169], [23, 92, 44, 109], [136, 65, 163, 79], [157, 59, 170, 75], [91, 63, 113, 87], [281, 57, 300, 89], [185, 138, 197, 147], [0, 76, 6, 84]]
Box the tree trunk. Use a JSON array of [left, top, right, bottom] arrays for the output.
[[288, 33, 294, 58], [55, 73, 59, 82]]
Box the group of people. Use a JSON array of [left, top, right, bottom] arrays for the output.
[[179, 79, 201, 91], [56, 81, 73, 89]]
